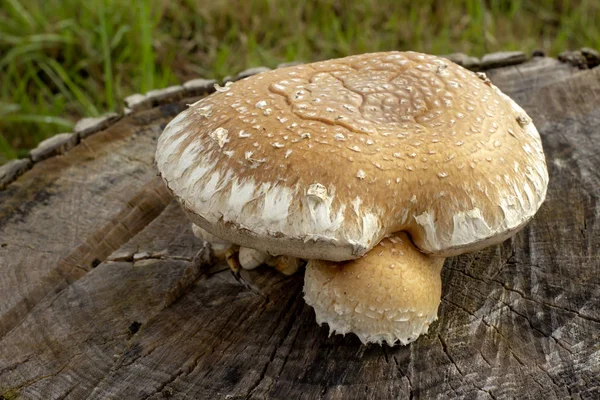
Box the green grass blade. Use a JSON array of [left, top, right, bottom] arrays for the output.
[[138, 0, 155, 92], [4, 0, 35, 31], [1, 114, 74, 128], [43, 59, 99, 115], [0, 133, 18, 161], [99, 1, 115, 110]]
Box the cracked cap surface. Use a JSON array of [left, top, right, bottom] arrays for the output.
[[155, 51, 548, 261]]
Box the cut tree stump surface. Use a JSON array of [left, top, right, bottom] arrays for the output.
[[1, 57, 599, 399]]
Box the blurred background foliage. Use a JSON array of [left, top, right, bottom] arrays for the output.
[[1, 0, 599, 163]]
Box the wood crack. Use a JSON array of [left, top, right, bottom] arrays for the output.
[[498, 299, 575, 355], [391, 352, 414, 399], [493, 279, 600, 324], [0, 178, 171, 342], [97, 297, 257, 399], [438, 335, 497, 399], [442, 297, 527, 367], [161, 244, 215, 310], [437, 334, 465, 377], [261, 307, 302, 396], [446, 264, 600, 324], [245, 285, 303, 399], [2, 350, 86, 396]]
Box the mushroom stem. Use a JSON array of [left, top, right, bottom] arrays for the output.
[[303, 232, 445, 346], [238, 248, 304, 275], [191, 223, 233, 258]]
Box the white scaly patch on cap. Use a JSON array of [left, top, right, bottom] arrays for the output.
[[209, 127, 229, 148]]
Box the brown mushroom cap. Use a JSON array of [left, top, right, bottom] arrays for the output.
[[304, 232, 444, 345], [156, 51, 548, 261]]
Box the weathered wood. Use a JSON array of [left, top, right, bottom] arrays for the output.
[[480, 51, 527, 69], [0, 101, 194, 341], [1, 57, 599, 399], [125, 87, 188, 112], [236, 67, 272, 81], [0, 160, 31, 190], [558, 48, 600, 69], [441, 53, 481, 70], [125, 81, 215, 113], [28, 133, 77, 162], [74, 112, 121, 139]]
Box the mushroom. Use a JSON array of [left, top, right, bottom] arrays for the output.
[[266, 255, 303, 276], [304, 233, 444, 345], [191, 223, 232, 258], [238, 247, 269, 270], [192, 222, 298, 273], [155, 51, 548, 345]]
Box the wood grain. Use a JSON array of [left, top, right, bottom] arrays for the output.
[[0, 101, 196, 340], [0, 58, 598, 399]]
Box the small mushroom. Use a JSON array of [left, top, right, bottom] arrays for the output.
[[304, 233, 444, 345], [156, 51, 549, 345], [238, 247, 269, 270], [191, 224, 232, 258], [267, 255, 302, 276]]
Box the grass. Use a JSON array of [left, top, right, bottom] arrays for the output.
[[1, 0, 599, 163]]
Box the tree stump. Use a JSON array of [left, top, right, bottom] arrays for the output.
[[1, 56, 599, 399]]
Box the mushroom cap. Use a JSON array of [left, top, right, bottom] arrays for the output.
[[156, 51, 548, 261], [304, 232, 444, 345]]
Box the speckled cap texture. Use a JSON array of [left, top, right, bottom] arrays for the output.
[[155, 51, 548, 261]]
